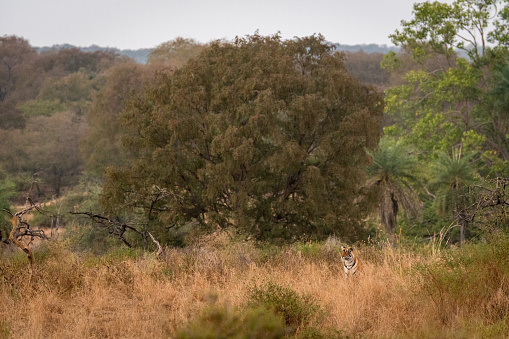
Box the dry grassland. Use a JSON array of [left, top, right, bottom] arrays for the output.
[[0, 232, 508, 338]]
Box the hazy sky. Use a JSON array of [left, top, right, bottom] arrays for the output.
[[1, 0, 454, 49]]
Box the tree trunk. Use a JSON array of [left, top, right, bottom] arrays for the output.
[[457, 208, 467, 245], [50, 215, 54, 238], [459, 212, 466, 245], [381, 192, 398, 247], [55, 214, 60, 239]]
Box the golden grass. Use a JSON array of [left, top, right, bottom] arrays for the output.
[[0, 233, 508, 338]]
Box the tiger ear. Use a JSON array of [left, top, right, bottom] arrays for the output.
[[349, 247, 353, 252]]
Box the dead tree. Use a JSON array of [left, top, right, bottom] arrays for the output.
[[461, 177, 509, 234], [1, 180, 49, 268], [2, 199, 48, 268]]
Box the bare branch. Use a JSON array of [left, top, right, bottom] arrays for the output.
[[70, 211, 142, 248], [147, 232, 163, 258]]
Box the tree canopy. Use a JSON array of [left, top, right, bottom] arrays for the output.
[[101, 34, 383, 243], [380, 0, 509, 242]]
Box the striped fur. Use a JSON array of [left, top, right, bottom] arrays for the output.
[[340, 246, 360, 278]]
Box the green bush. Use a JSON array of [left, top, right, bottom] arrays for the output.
[[246, 281, 321, 330], [64, 223, 125, 255], [175, 302, 287, 339]]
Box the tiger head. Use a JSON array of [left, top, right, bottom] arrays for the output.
[[340, 246, 355, 261]]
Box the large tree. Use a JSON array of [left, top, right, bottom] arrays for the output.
[[380, 1, 509, 242], [0, 111, 86, 197], [384, 0, 509, 166], [101, 34, 383, 243], [0, 36, 38, 129], [81, 62, 159, 178]]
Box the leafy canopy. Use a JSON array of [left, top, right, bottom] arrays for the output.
[[384, 0, 509, 169], [101, 33, 383, 243]]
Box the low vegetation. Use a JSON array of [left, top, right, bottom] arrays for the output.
[[1, 231, 508, 338]]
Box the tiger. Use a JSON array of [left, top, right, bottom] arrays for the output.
[[340, 246, 360, 278]]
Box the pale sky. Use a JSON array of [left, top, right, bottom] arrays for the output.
[[1, 0, 454, 49]]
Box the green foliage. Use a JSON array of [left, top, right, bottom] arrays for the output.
[[384, 0, 509, 171], [0, 168, 15, 240], [367, 138, 420, 186], [418, 233, 509, 323], [390, 0, 500, 62], [246, 281, 321, 330], [480, 57, 509, 174], [459, 177, 509, 235], [0, 168, 14, 213], [488, 0, 509, 47], [65, 223, 123, 255], [380, 50, 402, 72], [382, 1, 509, 242], [384, 57, 482, 158], [367, 137, 421, 244], [396, 199, 453, 243], [17, 99, 67, 117], [429, 147, 478, 218], [80, 62, 154, 179], [294, 242, 323, 259], [102, 33, 383, 244], [390, 1, 459, 60], [427, 146, 479, 243], [175, 300, 287, 339], [36, 70, 98, 115], [0, 111, 86, 197]]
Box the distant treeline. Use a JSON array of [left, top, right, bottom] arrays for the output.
[[35, 43, 399, 64], [36, 44, 153, 64]]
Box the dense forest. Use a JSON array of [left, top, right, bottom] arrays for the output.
[[2, 9, 508, 247], [34, 42, 398, 65], [0, 34, 392, 247], [2, 1, 509, 337]]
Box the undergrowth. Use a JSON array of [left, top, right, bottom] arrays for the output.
[[0, 231, 508, 338]]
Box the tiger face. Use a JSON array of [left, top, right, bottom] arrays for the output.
[[340, 246, 359, 278], [341, 246, 354, 260]]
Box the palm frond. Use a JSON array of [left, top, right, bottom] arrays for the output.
[[429, 147, 478, 216], [368, 137, 422, 225]]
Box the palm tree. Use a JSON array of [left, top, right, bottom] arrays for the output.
[[429, 146, 478, 244], [367, 137, 421, 246]]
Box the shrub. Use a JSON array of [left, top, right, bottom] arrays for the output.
[[246, 281, 321, 331], [175, 302, 287, 339], [418, 233, 509, 323]]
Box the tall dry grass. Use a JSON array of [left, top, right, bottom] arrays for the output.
[[0, 232, 508, 338]]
